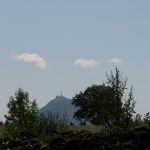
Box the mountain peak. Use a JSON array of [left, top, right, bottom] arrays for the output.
[[55, 95, 70, 101], [56, 95, 64, 99], [40, 95, 78, 124]]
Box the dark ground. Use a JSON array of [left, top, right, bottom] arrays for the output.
[[1, 126, 150, 150]]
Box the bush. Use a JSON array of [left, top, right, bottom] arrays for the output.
[[5, 88, 39, 139], [37, 111, 68, 141]]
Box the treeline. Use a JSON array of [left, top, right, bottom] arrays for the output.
[[72, 67, 150, 129], [3, 88, 68, 140], [1, 67, 150, 139]]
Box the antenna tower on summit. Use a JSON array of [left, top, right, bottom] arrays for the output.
[[60, 89, 62, 97]]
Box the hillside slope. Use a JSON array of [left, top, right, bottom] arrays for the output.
[[40, 96, 78, 124]]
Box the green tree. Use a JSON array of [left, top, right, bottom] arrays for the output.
[[122, 87, 136, 128], [106, 67, 127, 128], [5, 88, 39, 138], [106, 67, 135, 128], [36, 112, 68, 141], [133, 113, 143, 127], [143, 112, 150, 128], [72, 67, 136, 129], [72, 84, 116, 127]]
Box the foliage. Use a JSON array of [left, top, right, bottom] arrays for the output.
[[143, 112, 150, 128], [106, 67, 136, 128], [5, 88, 69, 140], [37, 111, 68, 141], [106, 67, 125, 128], [44, 111, 68, 134], [122, 87, 136, 128], [133, 113, 143, 127], [132, 112, 150, 128], [72, 84, 116, 127], [5, 88, 39, 138], [72, 67, 136, 129]]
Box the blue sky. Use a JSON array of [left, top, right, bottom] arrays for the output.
[[0, 0, 150, 120]]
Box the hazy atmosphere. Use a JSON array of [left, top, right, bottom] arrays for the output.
[[0, 0, 150, 120]]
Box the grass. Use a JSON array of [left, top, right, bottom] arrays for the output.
[[0, 125, 8, 138], [68, 125, 105, 133], [0, 124, 105, 140]]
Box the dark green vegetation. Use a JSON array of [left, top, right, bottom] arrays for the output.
[[72, 67, 135, 129], [5, 88, 40, 138], [1, 125, 150, 149], [4, 88, 68, 141], [0, 67, 150, 149]]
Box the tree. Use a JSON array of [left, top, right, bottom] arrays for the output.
[[5, 88, 39, 137], [72, 84, 116, 127], [133, 113, 143, 127], [106, 67, 135, 128], [122, 87, 136, 128], [72, 67, 136, 129], [106, 67, 127, 128], [143, 112, 150, 128]]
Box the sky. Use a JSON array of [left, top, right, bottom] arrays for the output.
[[0, 0, 150, 120]]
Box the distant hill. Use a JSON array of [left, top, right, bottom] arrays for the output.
[[40, 96, 79, 124]]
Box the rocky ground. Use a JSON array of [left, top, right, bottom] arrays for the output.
[[1, 126, 150, 150]]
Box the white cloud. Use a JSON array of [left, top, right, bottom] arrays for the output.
[[108, 57, 123, 64], [74, 58, 98, 68], [15, 53, 47, 69]]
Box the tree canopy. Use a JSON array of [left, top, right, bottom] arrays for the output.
[[5, 88, 39, 137], [72, 84, 116, 127], [72, 67, 136, 128]]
